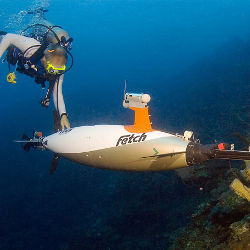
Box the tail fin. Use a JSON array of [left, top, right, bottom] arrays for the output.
[[24, 142, 32, 152], [15, 132, 44, 151]]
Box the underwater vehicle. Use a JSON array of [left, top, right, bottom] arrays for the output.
[[16, 91, 250, 174]]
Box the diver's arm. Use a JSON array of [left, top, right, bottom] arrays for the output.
[[0, 33, 41, 59], [53, 75, 66, 115], [53, 75, 70, 129]]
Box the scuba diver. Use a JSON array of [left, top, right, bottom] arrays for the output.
[[0, 7, 73, 130]]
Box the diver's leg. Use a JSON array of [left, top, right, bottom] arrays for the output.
[[0, 34, 16, 59], [0, 32, 8, 58], [0, 33, 40, 59]]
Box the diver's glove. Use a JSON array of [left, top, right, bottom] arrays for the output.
[[60, 113, 70, 130]]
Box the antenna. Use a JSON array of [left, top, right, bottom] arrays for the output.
[[124, 80, 127, 97]]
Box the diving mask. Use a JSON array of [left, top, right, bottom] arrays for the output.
[[46, 61, 66, 75]]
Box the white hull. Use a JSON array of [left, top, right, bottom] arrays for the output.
[[43, 125, 189, 171]]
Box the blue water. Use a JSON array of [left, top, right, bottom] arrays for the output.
[[0, 0, 249, 249]]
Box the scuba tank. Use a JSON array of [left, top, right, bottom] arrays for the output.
[[42, 20, 70, 45], [25, 7, 73, 49]]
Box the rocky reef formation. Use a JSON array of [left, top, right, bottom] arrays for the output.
[[170, 161, 250, 249]]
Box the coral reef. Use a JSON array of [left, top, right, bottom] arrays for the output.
[[230, 178, 250, 202], [241, 161, 250, 182], [230, 160, 250, 202], [170, 161, 250, 249]]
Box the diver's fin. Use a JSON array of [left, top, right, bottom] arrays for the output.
[[53, 109, 62, 132], [0, 31, 7, 36], [27, 7, 48, 15], [50, 154, 60, 175]]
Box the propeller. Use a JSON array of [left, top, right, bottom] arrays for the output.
[[17, 111, 62, 174], [15, 133, 43, 152], [49, 110, 62, 174], [50, 154, 60, 175], [22, 134, 34, 152]]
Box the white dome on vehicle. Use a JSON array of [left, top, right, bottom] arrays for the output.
[[141, 94, 151, 103]]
